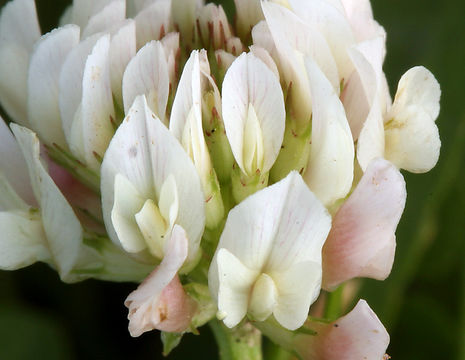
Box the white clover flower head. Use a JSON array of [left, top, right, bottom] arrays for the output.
[[0, 0, 442, 357]]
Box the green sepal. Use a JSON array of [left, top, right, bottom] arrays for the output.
[[161, 332, 184, 356]]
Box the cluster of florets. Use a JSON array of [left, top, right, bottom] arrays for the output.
[[0, 0, 440, 358]]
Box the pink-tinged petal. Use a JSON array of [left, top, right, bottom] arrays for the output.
[[301, 300, 390, 360], [125, 225, 195, 336], [82, 0, 126, 38], [28, 25, 80, 148], [134, 1, 172, 49], [122, 40, 169, 122], [322, 158, 406, 290], [0, 116, 35, 205]]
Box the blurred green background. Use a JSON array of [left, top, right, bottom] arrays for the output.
[[0, 0, 464, 359]]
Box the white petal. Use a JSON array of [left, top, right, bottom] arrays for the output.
[[222, 52, 285, 175], [215, 248, 259, 328], [304, 58, 354, 207], [288, 0, 355, 81], [0, 44, 30, 126], [343, 37, 385, 140], [80, 34, 115, 170], [341, 0, 386, 42], [101, 96, 205, 264], [0, 117, 35, 205], [59, 33, 102, 142], [249, 45, 280, 80], [71, 0, 115, 29], [111, 173, 147, 253], [261, 2, 339, 120], [0, 211, 50, 270], [134, 1, 172, 49], [109, 19, 137, 108], [122, 41, 169, 122], [0, 0, 40, 125], [0, 0, 40, 49], [11, 124, 83, 278], [271, 260, 322, 330], [170, 50, 211, 176], [210, 171, 330, 292], [28, 25, 80, 147], [322, 158, 406, 290], [82, 0, 126, 38]]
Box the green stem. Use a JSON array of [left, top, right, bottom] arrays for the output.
[[209, 320, 263, 360], [324, 285, 344, 321], [264, 339, 293, 360]]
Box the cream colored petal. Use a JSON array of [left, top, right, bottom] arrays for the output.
[[80, 34, 115, 170], [134, 1, 172, 49], [288, 0, 355, 81], [215, 248, 259, 328], [304, 58, 354, 207], [111, 173, 147, 253], [82, 0, 126, 38], [0, 0, 40, 126], [59, 33, 102, 141], [71, 0, 114, 29], [0, 117, 34, 205], [122, 40, 169, 122], [28, 25, 80, 147], [0, 0, 40, 49], [391, 66, 440, 121], [222, 52, 285, 175], [109, 19, 137, 108], [271, 260, 322, 330], [11, 124, 84, 278], [234, 0, 264, 39], [0, 211, 50, 270], [101, 96, 205, 265], [385, 106, 440, 173]]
